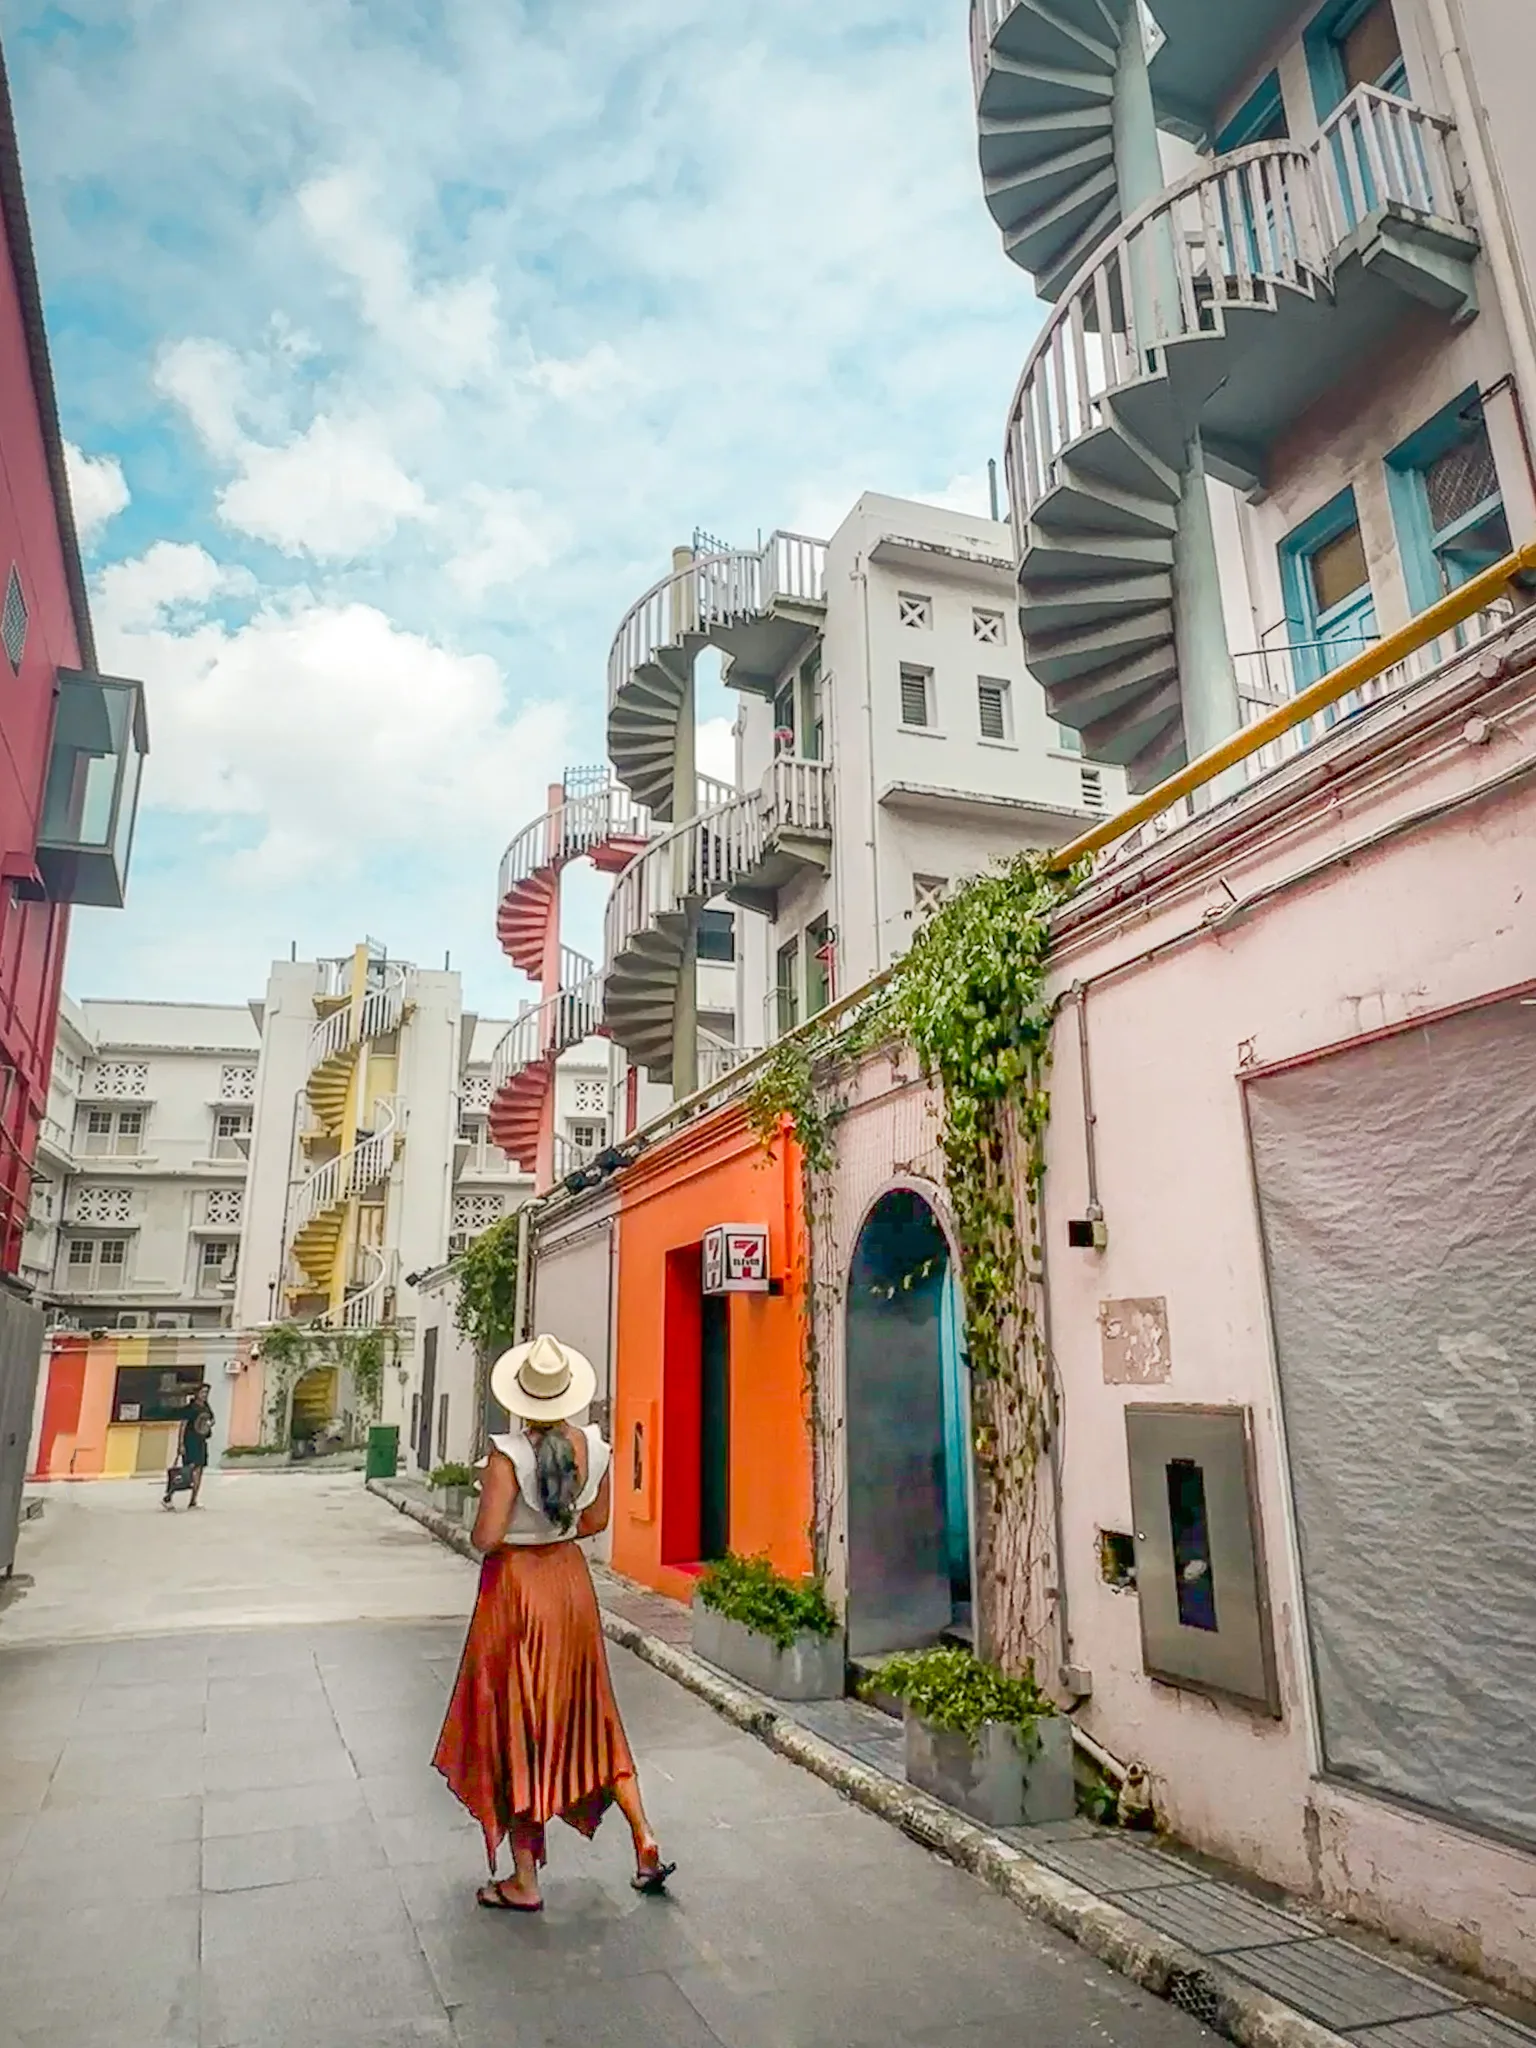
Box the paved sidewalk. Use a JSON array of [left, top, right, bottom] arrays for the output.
[[374, 1473, 1536, 2048], [0, 1480, 1214, 2048]]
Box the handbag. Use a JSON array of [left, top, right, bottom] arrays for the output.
[[166, 1462, 192, 1496]]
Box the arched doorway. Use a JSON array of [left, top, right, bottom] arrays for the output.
[[845, 1189, 972, 1658]]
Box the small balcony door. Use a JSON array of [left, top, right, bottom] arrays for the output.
[[1280, 488, 1379, 717]]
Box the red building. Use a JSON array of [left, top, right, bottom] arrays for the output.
[[0, 50, 146, 1276]]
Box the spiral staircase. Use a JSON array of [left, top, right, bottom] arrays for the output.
[[285, 962, 407, 1318], [487, 773, 650, 1178], [604, 755, 833, 1084], [607, 532, 827, 822], [972, 1, 1481, 789]]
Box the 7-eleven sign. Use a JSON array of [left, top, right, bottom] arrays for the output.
[[702, 1225, 770, 1294]]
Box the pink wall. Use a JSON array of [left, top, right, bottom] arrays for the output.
[[1039, 622, 1536, 1996]]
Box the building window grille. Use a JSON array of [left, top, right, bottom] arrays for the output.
[[74, 1185, 133, 1224], [977, 677, 1011, 742], [912, 874, 948, 920], [897, 592, 932, 630], [972, 608, 1004, 645], [899, 666, 932, 728], [91, 1062, 148, 1098], [219, 1064, 256, 1103], [206, 1188, 243, 1226], [1081, 767, 1106, 813]]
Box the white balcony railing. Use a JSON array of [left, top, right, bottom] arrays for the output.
[[698, 1042, 765, 1088], [315, 1244, 396, 1332], [288, 1096, 400, 1240], [497, 782, 651, 905], [306, 965, 406, 1078], [608, 532, 828, 715], [1317, 84, 1458, 241], [1005, 106, 1470, 543], [490, 972, 606, 1094], [767, 755, 833, 835]]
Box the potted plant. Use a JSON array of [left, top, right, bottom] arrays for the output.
[[869, 1646, 1074, 1829], [429, 1461, 477, 1522], [692, 1553, 845, 1702]]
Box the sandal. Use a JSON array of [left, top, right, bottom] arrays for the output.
[[631, 1848, 677, 1895], [477, 1880, 543, 1913]]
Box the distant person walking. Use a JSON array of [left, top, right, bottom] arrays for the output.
[[433, 1334, 674, 1913], [163, 1382, 214, 1510]]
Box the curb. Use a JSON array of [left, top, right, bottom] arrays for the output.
[[367, 1476, 1346, 2048]]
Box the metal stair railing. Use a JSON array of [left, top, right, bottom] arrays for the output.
[[305, 965, 407, 1079], [490, 971, 606, 1095], [288, 1096, 401, 1241]]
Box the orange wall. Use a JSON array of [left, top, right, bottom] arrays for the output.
[[612, 1103, 810, 1603]]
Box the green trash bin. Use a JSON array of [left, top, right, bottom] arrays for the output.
[[365, 1424, 399, 1481]]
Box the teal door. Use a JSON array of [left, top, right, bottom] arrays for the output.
[[700, 1295, 730, 1561]]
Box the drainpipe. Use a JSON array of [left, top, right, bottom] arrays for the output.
[[855, 556, 885, 972], [1422, 0, 1536, 433]]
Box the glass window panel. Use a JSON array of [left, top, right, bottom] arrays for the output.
[[1309, 522, 1369, 614], [1340, 0, 1403, 90]]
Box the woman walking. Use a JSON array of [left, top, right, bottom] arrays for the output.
[[433, 1334, 674, 1913]]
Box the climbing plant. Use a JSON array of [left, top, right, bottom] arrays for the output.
[[745, 849, 1081, 1676], [260, 1320, 392, 1445], [454, 1210, 521, 1363]]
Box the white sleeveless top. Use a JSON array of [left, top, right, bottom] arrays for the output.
[[484, 1425, 610, 1546]]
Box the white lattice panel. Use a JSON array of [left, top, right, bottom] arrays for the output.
[[92, 1062, 148, 1098], [206, 1188, 243, 1226], [453, 1192, 507, 1234], [572, 1077, 608, 1116], [219, 1064, 256, 1103], [461, 1073, 492, 1112], [74, 1186, 134, 1224]]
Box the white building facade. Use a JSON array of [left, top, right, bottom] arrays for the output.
[[22, 997, 259, 1333]]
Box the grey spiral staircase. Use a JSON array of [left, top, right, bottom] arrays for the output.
[[973, 0, 1482, 791]]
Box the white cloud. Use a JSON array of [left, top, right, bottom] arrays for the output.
[[299, 168, 502, 389], [217, 414, 430, 559], [64, 443, 130, 544], [155, 337, 251, 459], [928, 470, 997, 519], [93, 544, 569, 886], [447, 485, 561, 600]]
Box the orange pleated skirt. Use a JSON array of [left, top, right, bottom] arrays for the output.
[[433, 1542, 636, 1870]]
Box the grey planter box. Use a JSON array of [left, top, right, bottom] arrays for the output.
[[435, 1486, 470, 1520], [904, 1709, 1075, 1829], [692, 1600, 845, 1701]]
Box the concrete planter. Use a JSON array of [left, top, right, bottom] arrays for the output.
[[904, 1709, 1075, 1829], [434, 1486, 471, 1520], [692, 1599, 845, 1702]]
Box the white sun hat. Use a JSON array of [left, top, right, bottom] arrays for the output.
[[489, 1333, 597, 1425]]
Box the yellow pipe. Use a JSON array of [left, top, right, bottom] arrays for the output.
[[1047, 542, 1536, 872]]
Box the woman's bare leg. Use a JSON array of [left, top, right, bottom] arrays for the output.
[[614, 1771, 672, 1882]]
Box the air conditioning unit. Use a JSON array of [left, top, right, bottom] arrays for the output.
[[153, 1313, 191, 1332], [116, 1311, 148, 1331], [223, 1355, 243, 1377]]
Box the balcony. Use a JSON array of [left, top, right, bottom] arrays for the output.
[[36, 670, 149, 910], [1004, 110, 1479, 786], [607, 532, 827, 821], [603, 759, 833, 1082]]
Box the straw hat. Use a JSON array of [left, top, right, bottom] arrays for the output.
[[489, 1333, 597, 1425]]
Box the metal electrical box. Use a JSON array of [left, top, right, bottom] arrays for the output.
[[1125, 1404, 1279, 1716]]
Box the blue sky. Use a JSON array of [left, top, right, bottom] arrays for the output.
[[9, 0, 1041, 1019]]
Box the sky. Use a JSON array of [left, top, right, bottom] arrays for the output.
[[9, 0, 1043, 1019]]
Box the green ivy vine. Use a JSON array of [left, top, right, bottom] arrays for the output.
[[260, 1320, 393, 1445], [454, 1210, 522, 1362], [745, 848, 1082, 1673]]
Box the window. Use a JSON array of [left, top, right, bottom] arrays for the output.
[[696, 908, 737, 963], [1387, 390, 1512, 615], [897, 592, 932, 629], [81, 1107, 144, 1157], [1278, 486, 1378, 691], [775, 937, 800, 1036], [1054, 722, 1083, 754], [211, 1111, 250, 1161], [799, 649, 824, 762], [65, 1236, 127, 1288], [977, 677, 1012, 743], [1306, 0, 1407, 119], [566, 1119, 606, 1157], [912, 874, 949, 920], [899, 665, 933, 729], [805, 916, 833, 1017], [198, 1239, 232, 1293], [972, 608, 1004, 646], [2, 565, 27, 673], [772, 678, 796, 754], [458, 1112, 483, 1144]]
